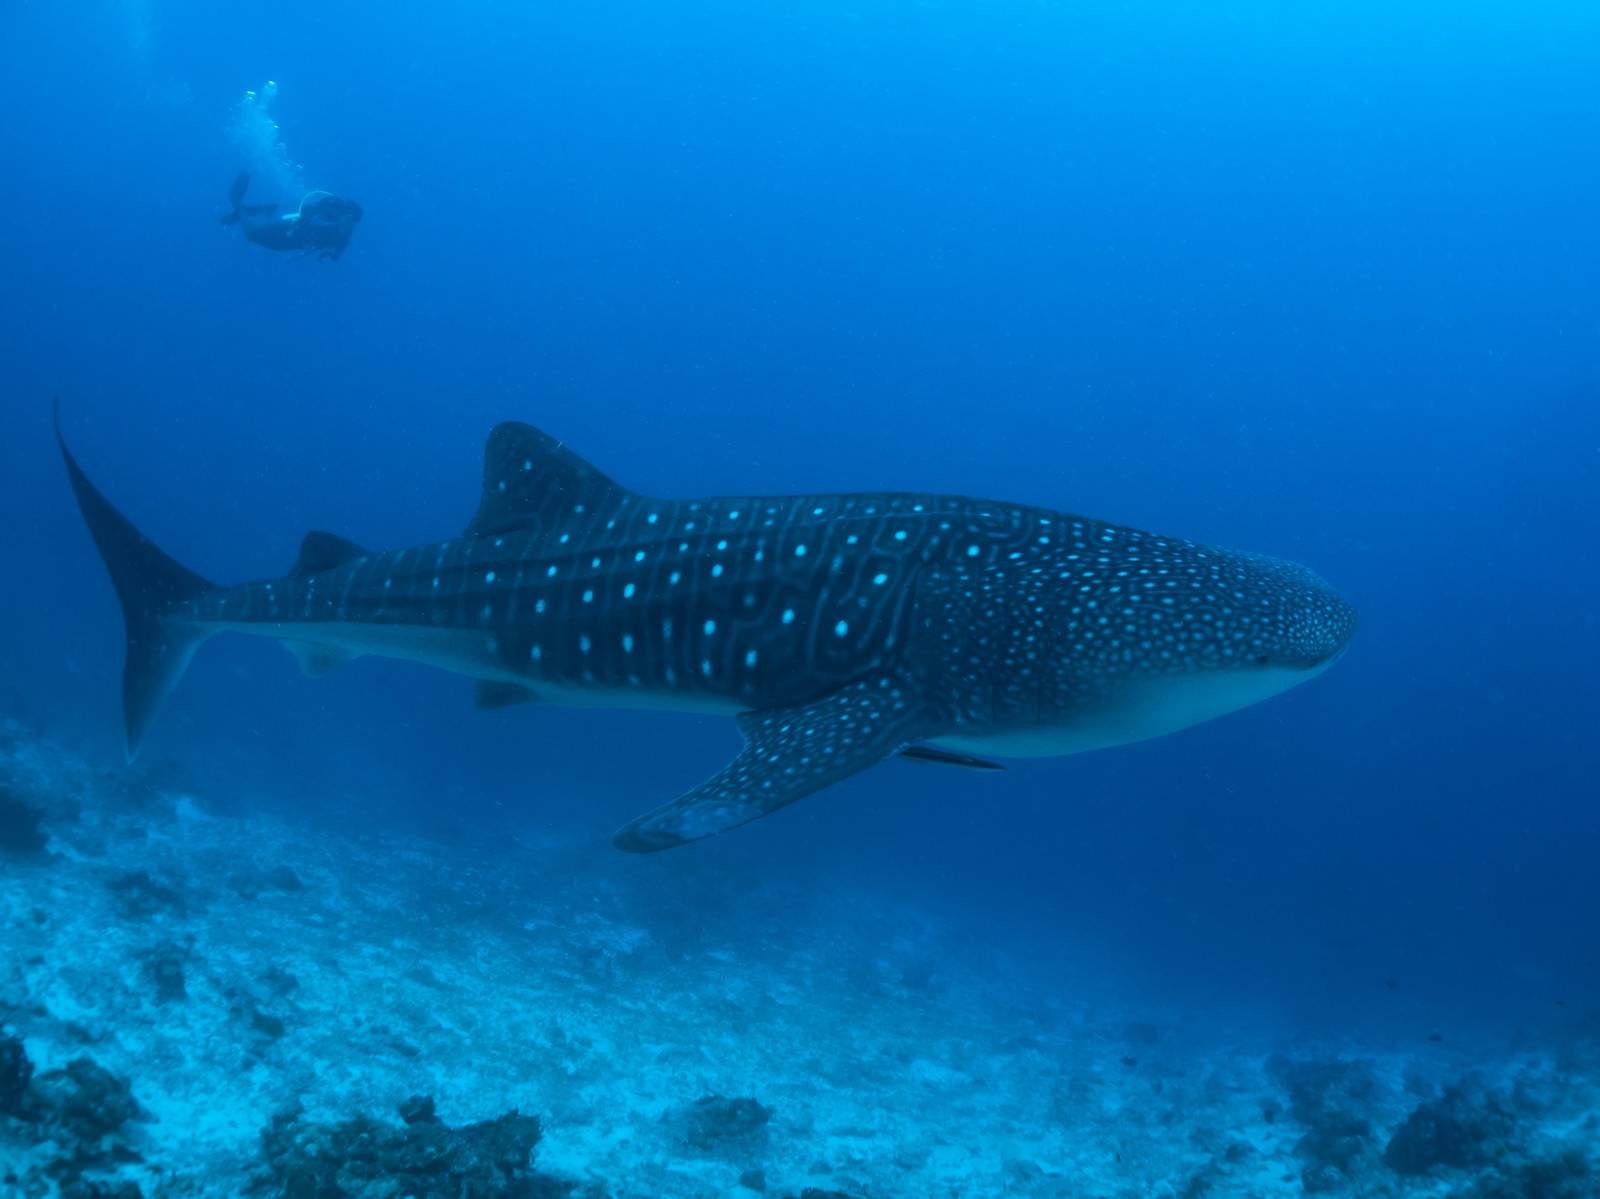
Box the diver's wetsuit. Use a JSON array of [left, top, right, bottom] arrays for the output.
[[222, 171, 363, 261]]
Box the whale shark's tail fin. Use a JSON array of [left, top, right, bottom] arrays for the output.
[[54, 400, 219, 759]]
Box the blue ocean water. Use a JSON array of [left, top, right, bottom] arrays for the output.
[[2, 1, 1598, 1194]]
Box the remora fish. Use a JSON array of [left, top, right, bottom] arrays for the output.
[[56, 402, 1357, 852]]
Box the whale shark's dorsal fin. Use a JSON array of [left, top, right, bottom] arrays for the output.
[[465, 421, 640, 539]]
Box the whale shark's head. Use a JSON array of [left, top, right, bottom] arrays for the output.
[[958, 535, 1359, 758], [1117, 541, 1353, 744], [1121, 548, 1357, 745], [1225, 550, 1359, 673]]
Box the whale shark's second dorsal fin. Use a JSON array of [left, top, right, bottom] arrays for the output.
[[464, 422, 641, 539], [291, 530, 369, 576]]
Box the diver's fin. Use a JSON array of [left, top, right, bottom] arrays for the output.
[[613, 675, 944, 852], [897, 745, 1005, 771], [464, 422, 644, 540], [54, 400, 220, 759], [283, 641, 357, 677], [229, 171, 251, 209], [290, 530, 369, 576], [473, 680, 542, 709]]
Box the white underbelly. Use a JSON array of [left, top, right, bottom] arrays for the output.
[[212, 619, 746, 717], [934, 662, 1329, 759], [209, 619, 1328, 754]]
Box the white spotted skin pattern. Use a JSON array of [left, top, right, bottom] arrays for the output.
[[618, 676, 921, 851], [184, 489, 931, 709], [908, 518, 1357, 737], [184, 483, 1355, 746], [176, 417, 1358, 748], [60, 416, 1357, 851]]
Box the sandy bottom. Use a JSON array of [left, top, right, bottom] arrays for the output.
[[1, 724, 1595, 1198]]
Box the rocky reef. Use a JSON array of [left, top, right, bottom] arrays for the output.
[[0, 1031, 153, 1198], [255, 1096, 569, 1199]]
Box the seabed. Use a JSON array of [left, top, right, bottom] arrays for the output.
[[1, 718, 1594, 1198]]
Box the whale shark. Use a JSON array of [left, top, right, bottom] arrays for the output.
[[56, 402, 1357, 852]]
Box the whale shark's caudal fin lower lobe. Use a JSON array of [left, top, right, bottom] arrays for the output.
[[53, 401, 219, 760]]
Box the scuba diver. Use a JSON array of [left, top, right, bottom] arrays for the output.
[[221, 171, 363, 261]]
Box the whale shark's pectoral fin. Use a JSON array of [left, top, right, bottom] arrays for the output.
[[613, 675, 944, 853], [283, 641, 359, 677], [897, 745, 1005, 771], [473, 680, 542, 709]]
